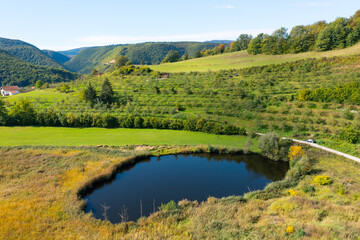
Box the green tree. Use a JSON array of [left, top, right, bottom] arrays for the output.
[[60, 83, 70, 93], [0, 99, 8, 125], [35, 80, 44, 89], [114, 55, 130, 68], [162, 50, 180, 63], [9, 98, 36, 126], [99, 79, 114, 105], [298, 89, 311, 101], [234, 34, 253, 51], [247, 33, 265, 55], [90, 68, 99, 76], [338, 126, 359, 143], [83, 82, 97, 105], [347, 22, 360, 46], [180, 54, 189, 61], [258, 132, 292, 161]]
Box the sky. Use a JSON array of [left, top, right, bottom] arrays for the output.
[[1, 0, 360, 51]]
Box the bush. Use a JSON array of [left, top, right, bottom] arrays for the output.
[[102, 114, 119, 128], [258, 132, 292, 161], [338, 126, 359, 143], [313, 175, 333, 185], [288, 146, 305, 162], [286, 156, 311, 180], [158, 200, 178, 211]]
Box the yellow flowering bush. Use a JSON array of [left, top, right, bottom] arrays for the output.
[[313, 175, 333, 185], [288, 189, 298, 196], [286, 226, 294, 234], [288, 146, 305, 161]]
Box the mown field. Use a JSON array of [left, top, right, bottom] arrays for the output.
[[0, 127, 251, 148], [0, 144, 360, 239], [150, 42, 360, 72]]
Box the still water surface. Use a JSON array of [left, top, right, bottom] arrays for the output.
[[84, 154, 289, 223]]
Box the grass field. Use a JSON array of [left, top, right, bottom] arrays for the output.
[[1, 144, 360, 239], [0, 127, 252, 148], [150, 42, 360, 72]]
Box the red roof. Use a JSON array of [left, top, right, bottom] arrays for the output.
[[2, 86, 20, 91]]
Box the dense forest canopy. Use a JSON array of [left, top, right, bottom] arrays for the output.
[[64, 42, 228, 74], [245, 10, 360, 55], [42, 50, 70, 65], [0, 50, 79, 87], [0, 37, 65, 69]]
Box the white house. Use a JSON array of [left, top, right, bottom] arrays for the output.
[[1, 86, 20, 96]]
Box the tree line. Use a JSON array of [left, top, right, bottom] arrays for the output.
[[247, 10, 360, 55], [0, 98, 246, 135]]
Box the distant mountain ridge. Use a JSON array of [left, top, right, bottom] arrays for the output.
[[42, 50, 71, 65], [59, 47, 90, 57], [0, 37, 65, 69], [205, 40, 233, 44], [64, 41, 229, 74]]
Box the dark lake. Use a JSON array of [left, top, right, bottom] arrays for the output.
[[84, 154, 289, 223]]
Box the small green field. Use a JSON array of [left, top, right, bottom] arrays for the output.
[[0, 127, 251, 148], [151, 42, 360, 72]]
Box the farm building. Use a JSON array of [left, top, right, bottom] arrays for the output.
[[1, 86, 21, 96]]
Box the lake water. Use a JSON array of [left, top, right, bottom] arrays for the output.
[[84, 154, 289, 223]]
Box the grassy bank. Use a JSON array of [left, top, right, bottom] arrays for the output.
[[0, 127, 251, 148], [150, 42, 360, 72], [0, 145, 360, 239]]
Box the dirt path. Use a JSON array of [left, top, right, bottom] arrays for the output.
[[256, 133, 360, 163], [291, 139, 360, 163]]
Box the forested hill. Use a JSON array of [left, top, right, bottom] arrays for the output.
[[42, 50, 70, 64], [64, 42, 227, 74], [59, 47, 90, 57], [245, 10, 360, 55], [0, 49, 79, 87], [0, 37, 65, 69]]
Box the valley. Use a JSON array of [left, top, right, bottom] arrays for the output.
[[1, 6, 360, 240]]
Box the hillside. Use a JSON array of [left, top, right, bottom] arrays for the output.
[[0, 50, 79, 86], [0, 37, 65, 69], [4, 53, 360, 155], [64, 42, 227, 74], [42, 50, 71, 64], [59, 47, 90, 57], [151, 42, 360, 72]]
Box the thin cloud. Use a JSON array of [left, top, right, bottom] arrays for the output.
[[296, 1, 333, 7], [75, 29, 273, 47], [214, 5, 236, 9]]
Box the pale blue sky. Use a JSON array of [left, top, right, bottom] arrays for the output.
[[1, 0, 360, 50]]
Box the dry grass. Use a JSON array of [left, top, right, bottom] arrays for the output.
[[0, 146, 360, 239]]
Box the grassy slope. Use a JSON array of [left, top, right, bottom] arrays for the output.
[[151, 42, 360, 72], [0, 127, 251, 148]]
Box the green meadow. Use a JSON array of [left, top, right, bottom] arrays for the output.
[[151, 42, 360, 72], [0, 127, 251, 148]]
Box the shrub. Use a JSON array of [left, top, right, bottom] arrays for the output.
[[258, 132, 292, 161], [134, 116, 144, 128], [313, 175, 333, 185], [288, 146, 305, 162], [102, 114, 119, 128], [338, 126, 359, 143], [286, 156, 311, 180], [288, 189, 299, 196], [158, 200, 178, 211]]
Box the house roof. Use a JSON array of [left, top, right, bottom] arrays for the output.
[[2, 86, 20, 91]]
